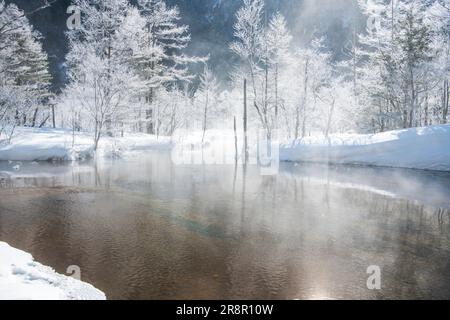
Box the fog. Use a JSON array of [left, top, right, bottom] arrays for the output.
[[6, 0, 365, 87]]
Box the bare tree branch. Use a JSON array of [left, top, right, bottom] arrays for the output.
[[438, 0, 450, 11], [0, 0, 60, 35]]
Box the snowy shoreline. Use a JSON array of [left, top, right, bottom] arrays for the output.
[[1, 124, 450, 172], [0, 127, 172, 162], [280, 124, 450, 172], [0, 242, 106, 300]]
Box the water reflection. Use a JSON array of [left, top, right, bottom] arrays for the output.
[[0, 153, 450, 299]]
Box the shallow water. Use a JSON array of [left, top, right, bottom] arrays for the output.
[[0, 153, 449, 299]]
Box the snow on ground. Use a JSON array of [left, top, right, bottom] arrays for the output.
[[0, 242, 106, 300], [1, 124, 450, 171], [171, 129, 244, 165], [0, 127, 172, 161], [171, 128, 272, 166], [175, 125, 450, 172], [280, 124, 450, 172]]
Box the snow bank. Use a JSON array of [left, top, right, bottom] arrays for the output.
[[0, 242, 106, 300], [0, 127, 172, 161], [280, 124, 450, 171], [2, 125, 450, 171]]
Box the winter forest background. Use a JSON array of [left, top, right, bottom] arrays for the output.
[[0, 0, 449, 150]]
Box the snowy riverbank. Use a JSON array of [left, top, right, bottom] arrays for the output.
[[1, 125, 450, 172], [0, 127, 172, 161], [0, 242, 106, 300], [280, 124, 450, 172]]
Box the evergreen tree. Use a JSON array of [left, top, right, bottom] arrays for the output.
[[136, 0, 203, 134], [0, 0, 51, 132]]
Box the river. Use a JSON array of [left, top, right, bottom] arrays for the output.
[[0, 152, 449, 299]]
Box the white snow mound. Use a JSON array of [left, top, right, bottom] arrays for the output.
[[0, 127, 172, 161], [280, 124, 450, 171], [0, 242, 106, 300]]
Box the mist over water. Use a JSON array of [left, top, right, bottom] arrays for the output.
[[1, 155, 450, 299]]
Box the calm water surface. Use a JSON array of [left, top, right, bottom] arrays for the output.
[[0, 152, 449, 299]]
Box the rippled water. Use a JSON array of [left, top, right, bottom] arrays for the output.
[[0, 153, 450, 299]]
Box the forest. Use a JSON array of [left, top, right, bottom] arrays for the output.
[[0, 0, 449, 151]]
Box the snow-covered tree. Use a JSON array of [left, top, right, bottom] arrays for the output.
[[0, 0, 52, 134], [286, 39, 332, 139], [194, 63, 221, 143], [396, 1, 433, 128], [135, 0, 203, 134], [358, 0, 441, 131], [231, 0, 294, 140], [154, 85, 192, 136], [315, 78, 361, 137], [231, 0, 271, 137], [65, 0, 143, 149], [266, 12, 292, 125], [427, 0, 450, 124]]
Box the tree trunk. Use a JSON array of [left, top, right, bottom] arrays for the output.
[[409, 67, 415, 128], [31, 107, 39, 127], [301, 59, 309, 138], [202, 92, 209, 144], [424, 91, 429, 126], [443, 79, 449, 124], [94, 120, 102, 151], [51, 104, 56, 128], [39, 116, 49, 128], [243, 79, 248, 162], [274, 63, 279, 127], [146, 88, 155, 134], [105, 115, 113, 137], [294, 106, 300, 141], [325, 99, 336, 138], [146, 108, 154, 135], [234, 116, 238, 164], [15, 109, 20, 126]]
